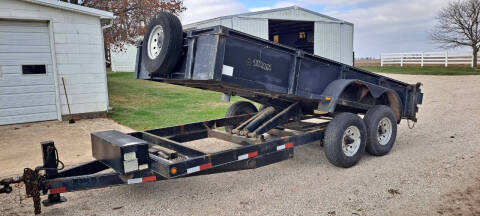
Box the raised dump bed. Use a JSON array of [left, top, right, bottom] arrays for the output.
[[136, 14, 422, 123], [1, 12, 423, 215]]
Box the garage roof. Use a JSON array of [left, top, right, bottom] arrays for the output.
[[21, 0, 113, 19], [184, 6, 353, 27], [235, 6, 350, 24]]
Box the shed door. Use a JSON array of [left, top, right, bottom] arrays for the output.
[[0, 20, 58, 125]]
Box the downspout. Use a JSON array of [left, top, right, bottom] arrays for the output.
[[102, 19, 113, 29], [100, 18, 113, 112]]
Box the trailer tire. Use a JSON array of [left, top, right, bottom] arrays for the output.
[[364, 105, 397, 156], [142, 12, 183, 75], [225, 101, 258, 132], [323, 112, 367, 168]]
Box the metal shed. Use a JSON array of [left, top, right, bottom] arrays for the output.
[[183, 6, 354, 66], [0, 0, 113, 125]]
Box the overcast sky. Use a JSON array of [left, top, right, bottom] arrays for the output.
[[180, 0, 470, 58]]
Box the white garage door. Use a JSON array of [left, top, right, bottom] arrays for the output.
[[0, 20, 58, 125]]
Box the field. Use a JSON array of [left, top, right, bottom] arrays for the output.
[[360, 65, 480, 75], [107, 72, 250, 130]]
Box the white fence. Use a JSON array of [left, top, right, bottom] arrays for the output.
[[381, 52, 476, 67]]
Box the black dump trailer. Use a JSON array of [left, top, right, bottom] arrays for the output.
[[1, 12, 423, 214]]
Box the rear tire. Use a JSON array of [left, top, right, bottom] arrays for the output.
[[142, 12, 183, 75], [323, 112, 367, 168], [225, 101, 258, 132], [364, 105, 397, 156]]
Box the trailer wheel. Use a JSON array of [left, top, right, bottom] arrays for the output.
[[225, 101, 258, 132], [363, 105, 397, 156], [323, 112, 367, 168], [142, 12, 183, 75]]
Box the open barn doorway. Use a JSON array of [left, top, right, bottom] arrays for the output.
[[268, 19, 315, 53]]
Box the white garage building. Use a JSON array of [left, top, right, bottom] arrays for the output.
[[0, 0, 113, 125], [111, 6, 354, 72]]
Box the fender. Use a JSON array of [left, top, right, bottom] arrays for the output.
[[318, 79, 403, 121]]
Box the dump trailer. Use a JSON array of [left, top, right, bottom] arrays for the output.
[[1, 12, 422, 214]]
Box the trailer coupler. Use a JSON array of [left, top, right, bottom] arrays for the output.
[[1, 141, 68, 214], [0, 168, 43, 214]]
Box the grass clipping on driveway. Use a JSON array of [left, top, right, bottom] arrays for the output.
[[360, 66, 480, 75], [107, 72, 244, 130]]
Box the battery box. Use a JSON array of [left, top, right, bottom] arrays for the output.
[[91, 130, 150, 174]]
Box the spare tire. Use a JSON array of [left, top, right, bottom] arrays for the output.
[[142, 12, 183, 75]]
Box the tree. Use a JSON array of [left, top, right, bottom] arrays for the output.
[[431, 0, 480, 68], [76, 0, 186, 65]]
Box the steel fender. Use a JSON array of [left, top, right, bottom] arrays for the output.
[[318, 79, 403, 120]]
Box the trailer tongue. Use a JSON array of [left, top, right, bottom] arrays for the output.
[[1, 12, 422, 214]]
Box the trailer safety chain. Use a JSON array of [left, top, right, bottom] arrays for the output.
[[23, 168, 42, 214], [0, 145, 65, 215], [407, 119, 416, 129]]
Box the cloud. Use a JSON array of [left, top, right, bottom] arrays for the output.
[[181, 0, 248, 24], [323, 0, 452, 57]]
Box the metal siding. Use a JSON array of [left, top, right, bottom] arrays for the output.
[[0, 0, 109, 122], [232, 17, 268, 39], [111, 44, 138, 72], [245, 8, 335, 22], [314, 22, 342, 64], [185, 17, 268, 39], [340, 24, 353, 65], [0, 20, 58, 125], [196, 20, 221, 28], [220, 18, 233, 28]]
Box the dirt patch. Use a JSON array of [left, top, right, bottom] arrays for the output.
[[437, 175, 480, 215], [0, 118, 134, 177]]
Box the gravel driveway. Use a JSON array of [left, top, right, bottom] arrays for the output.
[[1, 74, 480, 216]]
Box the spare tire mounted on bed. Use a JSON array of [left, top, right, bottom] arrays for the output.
[[142, 12, 183, 75]]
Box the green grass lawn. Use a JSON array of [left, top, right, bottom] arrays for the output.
[[359, 66, 480, 75], [107, 72, 248, 130]]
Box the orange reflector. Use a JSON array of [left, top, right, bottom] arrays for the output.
[[325, 97, 332, 101], [171, 167, 177, 174]]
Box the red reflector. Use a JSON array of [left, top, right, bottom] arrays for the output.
[[285, 142, 294, 149], [248, 151, 258, 158], [49, 187, 66, 194], [199, 163, 212, 170], [142, 176, 157, 182]]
